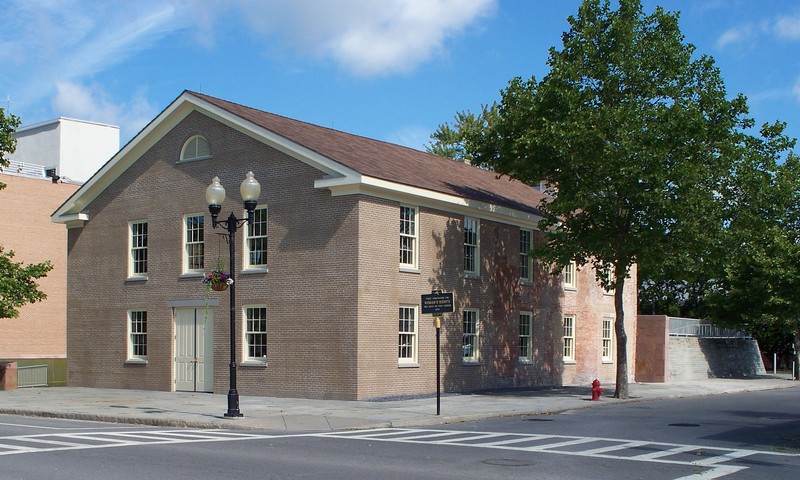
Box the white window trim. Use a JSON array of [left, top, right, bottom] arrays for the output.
[[519, 229, 533, 283], [242, 205, 269, 271], [602, 267, 615, 296], [563, 314, 576, 363], [519, 311, 533, 363], [182, 213, 204, 275], [398, 305, 418, 366], [602, 315, 614, 363], [563, 261, 577, 290], [462, 309, 480, 363], [128, 220, 148, 280], [464, 217, 480, 277], [242, 305, 268, 365], [399, 205, 419, 271], [126, 310, 147, 364], [179, 135, 212, 163]]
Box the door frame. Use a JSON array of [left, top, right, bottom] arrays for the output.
[[172, 304, 215, 393]]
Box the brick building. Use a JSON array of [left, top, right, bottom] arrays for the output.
[[0, 168, 79, 384], [1, 118, 118, 386], [52, 91, 637, 400]]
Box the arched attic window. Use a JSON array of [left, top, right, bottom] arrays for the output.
[[180, 135, 212, 162]]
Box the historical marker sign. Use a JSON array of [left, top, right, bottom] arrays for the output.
[[421, 292, 454, 315]]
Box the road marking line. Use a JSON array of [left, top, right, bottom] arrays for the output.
[[579, 440, 649, 455]]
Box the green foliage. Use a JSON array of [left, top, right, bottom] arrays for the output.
[[429, 0, 771, 397], [0, 247, 53, 318], [705, 131, 800, 373], [426, 105, 497, 163], [0, 107, 21, 191]]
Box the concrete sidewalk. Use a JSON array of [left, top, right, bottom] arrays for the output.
[[1, 376, 797, 432]]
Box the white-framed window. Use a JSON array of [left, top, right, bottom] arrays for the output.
[[463, 217, 479, 276], [519, 229, 532, 281], [244, 306, 267, 362], [398, 305, 418, 364], [244, 206, 268, 269], [127, 310, 147, 362], [462, 309, 479, 362], [602, 267, 615, 295], [180, 135, 211, 162], [563, 314, 576, 362], [519, 312, 532, 362], [129, 220, 148, 277], [602, 315, 614, 362], [563, 261, 577, 289], [400, 205, 418, 269], [183, 213, 204, 274]]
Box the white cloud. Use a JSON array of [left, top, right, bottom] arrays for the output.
[[793, 77, 800, 103], [715, 26, 752, 49], [231, 0, 497, 77], [773, 11, 800, 40], [2, 0, 190, 111], [52, 82, 157, 141], [385, 125, 433, 151]]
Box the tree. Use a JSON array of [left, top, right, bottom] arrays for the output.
[[0, 107, 54, 318], [0, 107, 21, 191], [430, 0, 760, 398], [425, 105, 497, 164], [705, 125, 800, 378]]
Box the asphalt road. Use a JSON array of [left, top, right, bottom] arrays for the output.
[[1, 389, 798, 479]]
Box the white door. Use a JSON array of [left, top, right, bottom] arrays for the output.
[[174, 308, 214, 392]]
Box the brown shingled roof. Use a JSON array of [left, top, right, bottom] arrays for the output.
[[190, 91, 546, 217]]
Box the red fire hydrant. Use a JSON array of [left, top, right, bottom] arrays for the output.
[[591, 379, 604, 401]]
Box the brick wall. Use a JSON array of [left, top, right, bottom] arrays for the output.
[[0, 174, 78, 360], [67, 111, 360, 398], [66, 110, 638, 400], [635, 314, 669, 382]]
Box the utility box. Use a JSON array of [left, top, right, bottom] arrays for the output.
[[0, 362, 18, 390]]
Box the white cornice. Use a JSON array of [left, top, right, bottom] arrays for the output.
[[317, 175, 543, 229]]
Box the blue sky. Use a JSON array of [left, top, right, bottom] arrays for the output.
[[3, 0, 799, 152]]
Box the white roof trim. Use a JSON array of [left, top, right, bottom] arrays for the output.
[[51, 91, 541, 229], [52, 92, 359, 224], [317, 175, 543, 229]]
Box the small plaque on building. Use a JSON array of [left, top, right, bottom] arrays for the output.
[[421, 292, 454, 315]]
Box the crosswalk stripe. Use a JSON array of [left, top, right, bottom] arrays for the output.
[[0, 429, 278, 456]]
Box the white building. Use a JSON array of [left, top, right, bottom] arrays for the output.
[[7, 117, 119, 183]]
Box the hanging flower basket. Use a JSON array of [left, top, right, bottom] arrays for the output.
[[203, 271, 233, 292]]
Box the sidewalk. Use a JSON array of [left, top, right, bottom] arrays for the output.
[[1, 376, 797, 432]]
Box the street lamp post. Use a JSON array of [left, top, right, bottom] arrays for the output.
[[205, 171, 261, 418]]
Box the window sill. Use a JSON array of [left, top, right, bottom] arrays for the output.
[[398, 362, 419, 368], [240, 360, 267, 368], [462, 359, 480, 366], [180, 272, 204, 279], [518, 359, 533, 365], [125, 359, 148, 365], [464, 273, 480, 280], [519, 279, 533, 286], [563, 359, 576, 365], [126, 275, 148, 283], [240, 268, 269, 275], [176, 155, 213, 164], [563, 286, 577, 292], [602, 359, 613, 364], [399, 267, 420, 274]]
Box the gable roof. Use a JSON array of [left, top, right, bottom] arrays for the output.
[[52, 90, 546, 227]]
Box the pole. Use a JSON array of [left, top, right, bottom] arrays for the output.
[[224, 212, 242, 417], [436, 315, 441, 416]]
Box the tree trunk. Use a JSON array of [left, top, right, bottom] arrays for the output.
[[794, 328, 800, 381], [613, 277, 629, 398]]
